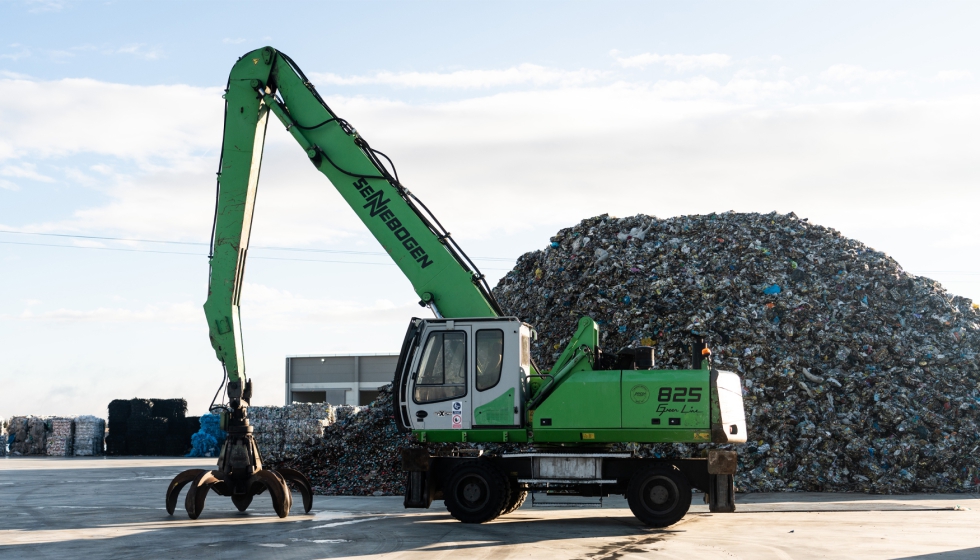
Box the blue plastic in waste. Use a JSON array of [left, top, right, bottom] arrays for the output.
[[763, 284, 782, 295], [618, 325, 628, 333], [623, 296, 631, 304], [187, 413, 226, 457], [550, 241, 560, 248]]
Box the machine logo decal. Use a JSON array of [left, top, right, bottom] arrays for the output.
[[629, 384, 650, 404], [352, 178, 434, 269]]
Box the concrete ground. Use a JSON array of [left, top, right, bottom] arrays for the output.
[[1, 457, 978, 559]]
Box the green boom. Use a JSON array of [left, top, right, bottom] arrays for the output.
[[203, 47, 500, 382]]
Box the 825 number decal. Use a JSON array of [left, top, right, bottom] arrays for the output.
[[657, 387, 702, 402]]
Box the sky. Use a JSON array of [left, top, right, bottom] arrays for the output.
[[1, 0, 979, 417]]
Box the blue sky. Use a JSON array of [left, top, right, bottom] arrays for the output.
[[2, 0, 979, 417]]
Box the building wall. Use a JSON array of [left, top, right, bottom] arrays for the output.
[[285, 354, 398, 406]]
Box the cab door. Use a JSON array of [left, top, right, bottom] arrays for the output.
[[471, 322, 521, 427], [408, 324, 472, 430]]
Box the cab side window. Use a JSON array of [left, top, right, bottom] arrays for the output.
[[476, 330, 504, 391], [414, 331, 467, 403]]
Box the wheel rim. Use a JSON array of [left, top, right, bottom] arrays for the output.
[[455, 474, 490, 512], [640, 475, 679, 514]]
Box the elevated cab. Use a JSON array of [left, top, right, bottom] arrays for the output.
[[395, 317, 532, 438]]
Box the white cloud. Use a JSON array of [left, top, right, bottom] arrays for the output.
[[26, 0, 65, 13], [311, 64, 606, 89], [0, 44, 31, 61], [47, 49, 75, 63], [0, 70, 33, 79], [820, 64, 906, 85], [612, 51, 732, 72], [70, 239, 107, 248], [239, 283, 418, 330], [0, 162, 55, 182], [14, 302, 199, 324], [3, 71, 979, 270], [3, 62, 980, 419], [223, 38, 246, 45], [935, 70, 973, 83], [64, 167, 96, 187], [0, 178, 20, 191], [0, 77, 223, 165], [113, 44, 164, 60]]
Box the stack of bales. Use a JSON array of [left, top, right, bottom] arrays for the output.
[[249, 406, 285, 459], [72, 416, 106, 456], [6, 416, 49, 455], [3, 416, 107, 456], [151, 398, 199, 456], [45, 417, 75, 456], [248, 403, 334, 462], [107, 398, 198, 456]]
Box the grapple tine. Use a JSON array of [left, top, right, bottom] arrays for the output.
[[231, 493, 253, 512], [166, 469, 206, 515], [249, 469, 291, 518], [184, 470, 223, 520], [271, 469, 293, 516], [275, 467, 314, 514]]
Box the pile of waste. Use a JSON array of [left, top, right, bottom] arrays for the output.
[[4, 415, 107, 456], [494, 212, 980, 493], [106, 398, 199, 456], [249, 403, 335, 462], [0, 417, 6, 456], [270, 212, 978, 495], [270, 387, 412, 495]]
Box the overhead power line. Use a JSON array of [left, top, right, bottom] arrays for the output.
[[0, 239, 515, 271], [0, 229, 519, 266]]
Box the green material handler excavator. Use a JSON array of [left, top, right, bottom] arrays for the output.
[[167, 47, 748, 527]]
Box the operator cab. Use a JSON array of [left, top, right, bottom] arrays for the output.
[[394, 317, 532, 432]]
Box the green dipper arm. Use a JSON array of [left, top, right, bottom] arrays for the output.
[[204, 47, 502, 382]]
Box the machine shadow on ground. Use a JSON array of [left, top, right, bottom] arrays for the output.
[[0, 507, 677, 560], [898, 550, 980, 560]]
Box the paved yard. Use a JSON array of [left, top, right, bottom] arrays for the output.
[[1, 457, 978, 559]]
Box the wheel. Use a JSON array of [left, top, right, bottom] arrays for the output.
[[444, 460, 508, 523], [626, 467, 692, 527], [500, 480, 528, 516]]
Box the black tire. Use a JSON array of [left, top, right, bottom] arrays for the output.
[[500, 480, 528, 516], [626, 467, 692, 527], [444, 460, 508, 523]]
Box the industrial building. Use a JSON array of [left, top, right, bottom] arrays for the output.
[[284, 353, 398, 406]]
